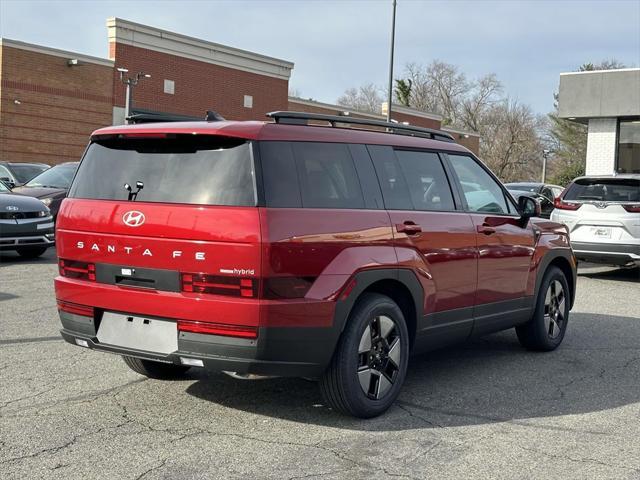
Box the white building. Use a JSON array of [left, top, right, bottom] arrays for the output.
[[558, 68, 640, 175]]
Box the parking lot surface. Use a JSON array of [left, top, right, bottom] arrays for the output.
[[1, 248, 639, 480]]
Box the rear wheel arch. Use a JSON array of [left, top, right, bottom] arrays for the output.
[[333, 268, 423, 349]]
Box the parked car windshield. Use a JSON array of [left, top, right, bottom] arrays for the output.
[[564, 178, 640, 202], [26, 163, 78, 189], [69, 135, 256, 206], [0, 181, 10, 193], [10, 164, 49, 184]]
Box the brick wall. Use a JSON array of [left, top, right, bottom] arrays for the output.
[[0, 45, 113, 165], [111, 43, 288, 121], [585, 118, 617, 175]]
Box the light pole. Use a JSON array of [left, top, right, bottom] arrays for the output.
[[542, 149, 551, 183], [117, 68, 151, 124], [386, 0, 397, 123]]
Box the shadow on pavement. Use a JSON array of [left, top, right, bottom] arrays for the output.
[[186, 312, 640, 430], [0, 247, 57, 265], [578, 265, 639, 283]]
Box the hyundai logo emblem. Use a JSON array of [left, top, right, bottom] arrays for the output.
[[122, 210, 146, 227], [5, 206, 19, 211]]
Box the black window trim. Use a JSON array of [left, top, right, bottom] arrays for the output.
[[442, 152, 522, 218]]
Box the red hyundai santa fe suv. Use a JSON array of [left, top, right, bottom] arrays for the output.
[[55, 111, 577, 418]]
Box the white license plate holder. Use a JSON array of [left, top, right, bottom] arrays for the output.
[[590, 226, 612, 239], [97, 312, 178, 354]]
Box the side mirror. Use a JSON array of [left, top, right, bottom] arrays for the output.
[[518, 195, 541, 222], [1, 177, 15, 188]]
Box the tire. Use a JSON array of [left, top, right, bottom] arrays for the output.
[[122, 356, 191, 379], [516, 266, 570, 351], [320, 293, 410, 418], [16, 246, 48, 258]]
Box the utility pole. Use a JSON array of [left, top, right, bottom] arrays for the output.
[[117, 68, 151, 124], [542, 149, 550, 183], [386, 0, 397, 123]]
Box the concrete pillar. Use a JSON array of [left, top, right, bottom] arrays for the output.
[[585, 118, 617, 175]]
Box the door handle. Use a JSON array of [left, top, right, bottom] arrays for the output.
[[477, 224, 496, 235], [396, 221, 422, 235]]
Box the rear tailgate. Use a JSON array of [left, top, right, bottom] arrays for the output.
[[568, 203, 640, 243], [55, 133, 262, 327]]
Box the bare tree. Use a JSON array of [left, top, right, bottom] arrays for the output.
[[336, 83, 383, 114], [480, 99, 545, 182], [460, 73, 502, 132]]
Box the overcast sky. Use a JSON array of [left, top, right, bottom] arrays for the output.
[[1, 0, 639, 114]]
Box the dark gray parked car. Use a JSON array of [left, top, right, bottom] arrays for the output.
[[12, 162, 79, 220], [0, 181, 55, 258]]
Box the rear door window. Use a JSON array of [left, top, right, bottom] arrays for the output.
[[564, 178, 640, 202], [367, 145, 413, 210], [70, 135, 256, 206]]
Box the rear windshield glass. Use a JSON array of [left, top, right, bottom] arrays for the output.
[[564, 178, 639, 202], [69, 135, 256, 206]]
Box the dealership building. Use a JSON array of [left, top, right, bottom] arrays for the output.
[[0, 18, 479, 166], [558, 68, 640, 175]]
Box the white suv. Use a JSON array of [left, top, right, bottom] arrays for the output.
[[551, 175, 640, 267]]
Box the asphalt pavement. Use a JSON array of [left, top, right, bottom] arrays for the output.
[[1, 248, 639, 480]]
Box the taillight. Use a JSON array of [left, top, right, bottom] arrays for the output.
[[622, 204, 640, 213], [59, 259, 96, 281], [177, 320, 258, 339], [553, 197, 582, 211], [181, 273, 257, 298], [57, 300, 94, 317]]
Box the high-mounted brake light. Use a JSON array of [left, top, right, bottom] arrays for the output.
[[57, 300, 94, 317], [181, 273, 257, 298], [59, 259, 96, 281], [622, 204, 640, 213], [177, 320, 258, 339], [118, 133, 169, 139], [553, 197, 582, 211]]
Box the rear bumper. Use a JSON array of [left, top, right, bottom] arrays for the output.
[[572, 241, 640, 266], [58, 310, 339, 378]]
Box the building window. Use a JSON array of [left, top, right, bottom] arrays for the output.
[[163, 79, 175, 95], [618, 119, 640, 173]]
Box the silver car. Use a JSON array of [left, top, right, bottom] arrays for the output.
[[551, 175, 640, 267]]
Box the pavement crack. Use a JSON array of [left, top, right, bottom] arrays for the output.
[[135, 458, 168, 480]]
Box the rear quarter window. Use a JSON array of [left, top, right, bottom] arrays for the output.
[[69, 135, 256, 206], [260, 142, 365, 209]]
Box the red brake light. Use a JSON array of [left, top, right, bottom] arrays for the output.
[[553, 197, 582, 211], [119, 133, 169, 139], [59, 259, 96, 281], [181, 273, 257, 298], [177, 320, 258, 339], [57, 300, 94, 317], [622, 204, 640, 213]]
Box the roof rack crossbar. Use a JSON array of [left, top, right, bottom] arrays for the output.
[[266, 111, 455, 142]]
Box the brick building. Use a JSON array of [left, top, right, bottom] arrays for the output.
[[0, 18, 479, 166]]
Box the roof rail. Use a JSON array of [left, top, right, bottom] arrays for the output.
[[266, 111, 455, 142]]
